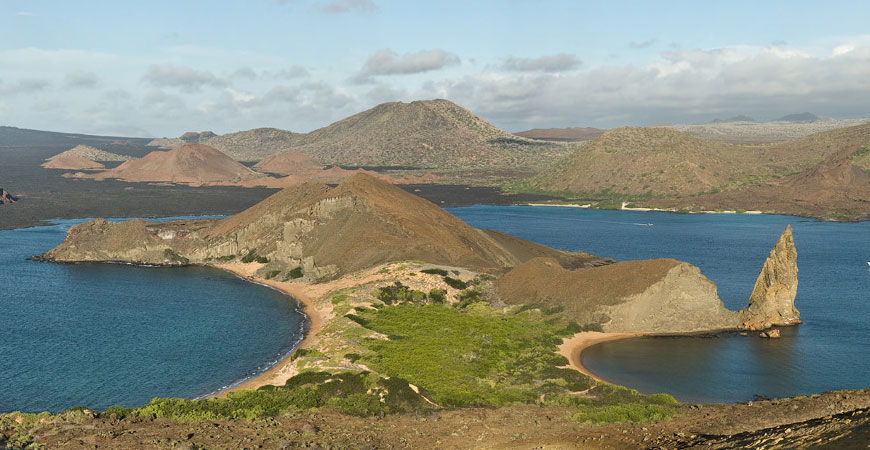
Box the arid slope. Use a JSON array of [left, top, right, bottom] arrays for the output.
[[290, 99, 574, 169], [533, 123, 870, 198], [514, 127, 605, 142]]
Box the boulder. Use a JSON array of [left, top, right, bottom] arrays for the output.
[[760, 329, 781, 339]]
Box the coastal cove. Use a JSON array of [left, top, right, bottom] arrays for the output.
[[0, 218, 307, 414], [450, 205, 870, 403]]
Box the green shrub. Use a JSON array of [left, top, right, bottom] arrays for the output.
[[287, 267, 303, 279], [265, 270, 281, 280], [372, 282, 427, 305], [327, 393, 385, 416], [421, 268, 449, 276], [427, 288, 446, 304], [163, 249, 189, 265], [241, 250, 269, 264], [455, 287, 482, 309], [101, 405, 132, 420], [442, 276, 467, 290], [216, 254, 236, 262]]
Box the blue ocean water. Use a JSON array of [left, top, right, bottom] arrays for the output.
[[450, 206, 870, 403], [0, 218, 307, 413]]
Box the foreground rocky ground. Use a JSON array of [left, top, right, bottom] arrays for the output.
[[3, 390, 869, 449]]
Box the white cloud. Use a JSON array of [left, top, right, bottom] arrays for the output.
[[420, 44, 870, 130], [833, 44, 855, 56], [0, 78, 51, 95], [500, 53, 581, 72], [356, 48, 459, 82], [64, 71, 99, 89], [142, 64, 226, 92]]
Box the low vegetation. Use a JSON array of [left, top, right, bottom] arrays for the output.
[[240, 250, 268, 264], [162, 248, 189, 265]]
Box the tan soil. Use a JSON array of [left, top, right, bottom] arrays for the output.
[[41, 154, 105, 170], [17, 390, 870, 449]]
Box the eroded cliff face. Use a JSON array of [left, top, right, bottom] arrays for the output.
[[497, 257, 739, 333], [497, 225, 801, 334], [740, 226, 800, 328], [603, 262, 740, 332]]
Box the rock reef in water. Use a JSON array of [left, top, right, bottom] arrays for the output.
[[0, 187, 16, 204], [740, 225, 800, 328]]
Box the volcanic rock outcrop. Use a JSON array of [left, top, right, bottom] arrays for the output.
[[497, 258, 739, 333], [0, 187, 16, 204], [497, 225, 800, 333], [740, 226, 800, 328], [39, 174, 609, 279]]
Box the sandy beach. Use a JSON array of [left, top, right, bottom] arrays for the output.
[[558, 331, 646, 383], [210, 262, 332, 396], [209, 261, 436, 395]]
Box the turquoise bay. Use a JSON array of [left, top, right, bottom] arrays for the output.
[[450, 206, 870, 403], [0, 218, 307, 413]]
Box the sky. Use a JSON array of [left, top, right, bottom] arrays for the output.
[[1, 0, 870, 137]]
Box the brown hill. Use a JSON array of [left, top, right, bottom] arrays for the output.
[[0, 187, 16, 204], [533, 124, 870, 197], [204, 128, 303, 161], [514, 127, 605, 142], [254, 151, 323, 175], [652, 145, 870, 219], [42, 154, 105, 170], [291, 99, 574, 169], [80, 144, 262, 186], [41, 173, 608, 279]]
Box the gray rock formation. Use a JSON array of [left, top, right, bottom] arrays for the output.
[[740, 226, 800, 328]]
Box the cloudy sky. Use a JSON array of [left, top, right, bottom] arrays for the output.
[[1, 0, 870, 137]]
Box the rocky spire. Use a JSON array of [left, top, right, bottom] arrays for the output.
[[0, 187, 17, 205], [740, 225, 800, 329]]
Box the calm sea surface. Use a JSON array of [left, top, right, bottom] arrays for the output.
[[0, 218, 306, 413], [450, 206, 870, 403]]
